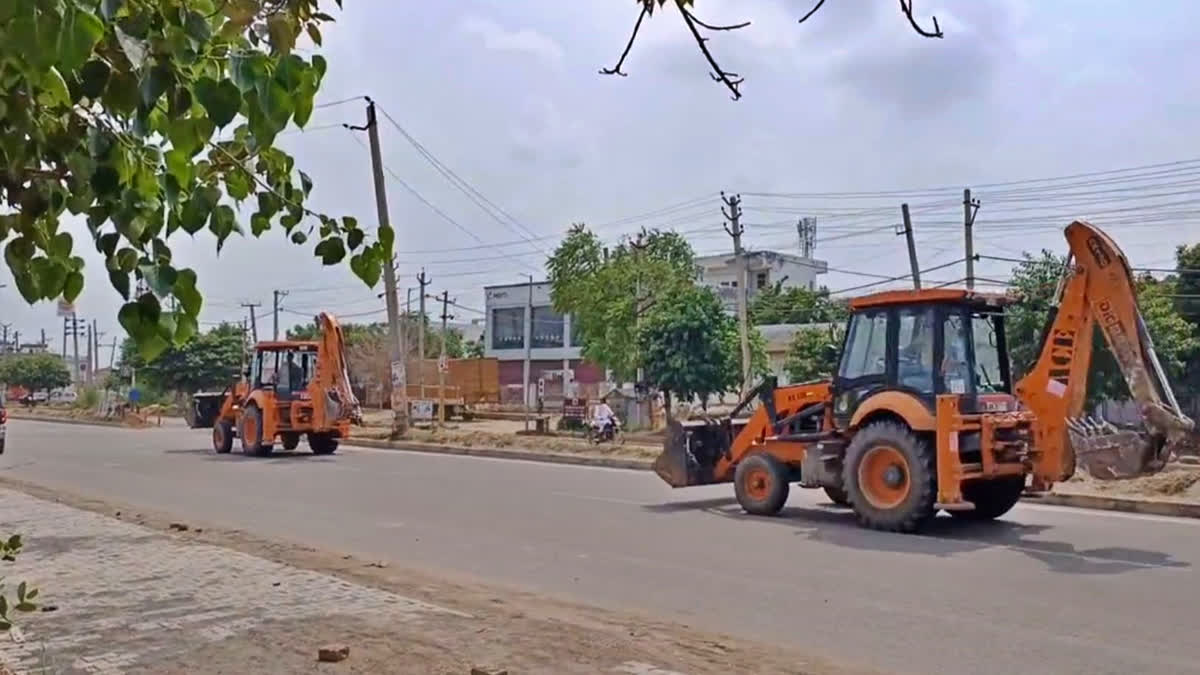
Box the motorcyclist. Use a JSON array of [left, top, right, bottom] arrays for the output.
[[591, 396, 620, 438]]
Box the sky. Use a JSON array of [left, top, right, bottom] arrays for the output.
[[3, 0, 1200, 356]]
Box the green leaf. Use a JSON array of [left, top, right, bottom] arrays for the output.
[[314, 237, 345, 265], [30, 257, 68, 299], [140, 64, 173, 107], [266, 14, 296, 54], [299, 171, 313, 195], [290, 230, 307, 245], [102, 70, 140, 114], [109, 269, 131, 299], [378, 225, 395, 253], [231, 52, 266, 92], [193, 77, 242, 128], [116, 247, 138, 272], [39, 67, 71, 107], [346, 228, 364, 250], [312, 54, 327, 79], [90, 166, 120, 196], [58, 7, 105, 74], [183, 10, 211, 45], [209, 204, 236, 249], [306, 23, 322, 46], [225, 170, 251, 201], [173, 269, 202, 316], [79, 59, 111, 98], [50, 232, 73, 258], [139, 262, 177, 297], [167, 117, 213, 157], [164, 149, 194, 188], [350, 251, 381, 288], [15, 603, 37, 613], [250, 212, 270, 236], [174, 313, 198, 346]]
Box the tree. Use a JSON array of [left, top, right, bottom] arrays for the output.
[[0, 353, 71, 393], [288, 318, 464, 359], [464, 338, 484, 359], [749, 284, 848, 326], [0, 0, 389, 361], [1175, 243, 1200, 399], [638, 285, 739, 415], [601, 0, 945, 100], [784, 324, 845, 384], [1007, 251, 1198, 408], [118, 322, 244, 394], [547, 224, 697, 382]]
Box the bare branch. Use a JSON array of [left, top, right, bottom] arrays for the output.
[[899, 0, 943, 38], [678, 5, 744, 100], [687, 14, 751, 32], [797, 0, 827, 25], [600, 4, 650, 77]]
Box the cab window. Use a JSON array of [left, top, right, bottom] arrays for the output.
[[839, 311, 888, 380], [942, 311, 972, 394], [896, 306, 935, 393]]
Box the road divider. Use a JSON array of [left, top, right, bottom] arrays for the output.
[[347, 438, 654, 471], [1023, 491, 1200, 519]]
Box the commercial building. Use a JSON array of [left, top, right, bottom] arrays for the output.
[[482, 281, 605, 406], [696, 250, 829, 312]]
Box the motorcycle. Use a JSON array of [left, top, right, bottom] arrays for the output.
[[586, 417, 624, 445]]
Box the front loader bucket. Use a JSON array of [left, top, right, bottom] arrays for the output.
[[1069, 416, 1168, 480], [652, 420, 728, 488]]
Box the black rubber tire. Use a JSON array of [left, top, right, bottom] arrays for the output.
[[823, 484, 850, 506], [843, 421, 937, 533], [213, 420, 234, 454], [951, 476, 1025, 521], [309, 433, 338, 456], [281, 433, 301, 451], [734, 453, 791, 516], [239, 404, 273, 457]]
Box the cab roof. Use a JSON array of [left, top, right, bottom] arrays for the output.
[[849, 288, 1014, 311]]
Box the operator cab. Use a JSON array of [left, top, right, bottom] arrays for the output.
[[831, 289, 1016, 427], [249, 342, 319, 401]]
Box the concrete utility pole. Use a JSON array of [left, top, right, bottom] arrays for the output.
[[241, 302, 261, 343], [85, 323, 92, 385], [963, 189, 980, 290], [415, 269, 431, 396], [523, 274, 534, 432], [62, 316, 68, 359], [349, 98, 406, 435], [723, 192, 752, 395], [899, 203, 921, 290], [92, 320, 104, 379], [71, 312, 81, 385], [438, 291, 453, 428], [272, 289, 289, 341]]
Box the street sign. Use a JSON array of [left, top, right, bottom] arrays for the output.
[[56, 299, 75, 317], [410, 399, 434, 420], [390, 360, 406, 386], [437, 354, 448, 373]]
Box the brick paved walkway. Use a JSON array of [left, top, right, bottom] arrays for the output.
[[0, 490, 467, 674]]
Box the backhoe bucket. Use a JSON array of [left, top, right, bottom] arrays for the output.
[[1069, 416, 1167, 480], [653, 420, 728, 488]]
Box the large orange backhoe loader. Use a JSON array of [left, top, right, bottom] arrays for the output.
[[203, 311, 362, 456], [654, 220, 1197, 532]]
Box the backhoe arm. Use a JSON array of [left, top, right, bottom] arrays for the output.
[[313, 312, 362, 427], [1017, 220, 1196, 482]]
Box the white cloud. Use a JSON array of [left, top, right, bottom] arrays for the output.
[[458, 15, 565, 69]]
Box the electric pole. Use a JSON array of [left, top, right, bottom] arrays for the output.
[[70, 312, 81, 385], [92, 320, 104, 379], [272, 289, 289, 341], [349, 98, 407, 436], [723, 191, 751, 395], [438, 291, 453, 428], [524, 274, 533, 432], [416, 269, 431, 395], [62, 316, 67, 359], [85, 322, 93, 385], [0, 323, 8, 347], [40, 328, 46, 348], [963, 189, 980, 290], [241, 302, 261, 343], [899, 203, 921, 290]]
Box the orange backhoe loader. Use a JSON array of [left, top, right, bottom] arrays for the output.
[[203, 311, 362, 456], [654, 220, 1197, 532]]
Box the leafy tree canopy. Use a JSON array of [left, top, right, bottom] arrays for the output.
[[784, 323, 845, 384], [638, 285, 738, 409], [287, 317, 465, 359], [749, 284, 848, 326], [547, 224, 697, 382], [1, 0, 389, 361], [118, 321, 243, 393], [0, 352, 72, 393]]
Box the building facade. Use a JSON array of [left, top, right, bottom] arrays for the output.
[[483, 281, 605, 406], [696, 250, 829, 312]]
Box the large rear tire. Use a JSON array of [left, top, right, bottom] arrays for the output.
[[309, 432, 338, 456], [734, 453, 790, 516], [951, 476, 1025, 521], [844, 421, 936, 533], [823, 484, 850, 506], [213, 420, 233, 454], [239, 404, 273, 457]]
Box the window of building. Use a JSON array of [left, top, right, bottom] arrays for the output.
[[569, 314, 583, 347], [756, 271, 768, 289], [531, 306, 564, 348], [491, 307, 525, 350]]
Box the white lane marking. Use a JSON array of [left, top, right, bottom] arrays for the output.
[[550, 492, 647, 506]]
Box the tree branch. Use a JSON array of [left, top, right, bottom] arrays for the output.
[[677, 4, 745, 100], [687, 13, 750, 32], [899, 0, 943, 38], [600, 4, 649, 76], [797, 0, 827, 25]]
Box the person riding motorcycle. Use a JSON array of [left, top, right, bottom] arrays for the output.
[[590, 396, 620, 440]]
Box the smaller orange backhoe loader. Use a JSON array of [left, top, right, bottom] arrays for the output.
[[654, 220, 1197, 533], [205, 312, 361, 456]]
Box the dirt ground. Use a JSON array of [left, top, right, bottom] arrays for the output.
[[0, 475, 874, 675], [1059, 464, 1200, 501]]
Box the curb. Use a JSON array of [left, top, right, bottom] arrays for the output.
[[7, 413, 131, 429], [1023, 492, 1200, 519], [346, 438, 655, 471]]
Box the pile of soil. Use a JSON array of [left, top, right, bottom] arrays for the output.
[[1060, 465, 1200, 500]]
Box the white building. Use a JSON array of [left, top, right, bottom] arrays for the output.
[[696, 250, 828, 312]]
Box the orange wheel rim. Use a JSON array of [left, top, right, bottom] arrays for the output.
[[744, 466, 772, 501], [858, 445, 910, 509]]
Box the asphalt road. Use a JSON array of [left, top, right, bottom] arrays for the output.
[[5, 420, 1200, 675]]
